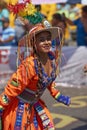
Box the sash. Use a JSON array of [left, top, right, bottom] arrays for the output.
[[17, 88, 44, 104]]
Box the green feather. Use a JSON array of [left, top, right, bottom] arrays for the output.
[[24, 12, 44, 24]]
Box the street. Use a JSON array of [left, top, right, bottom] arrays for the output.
[[42, 86, 87, 130]]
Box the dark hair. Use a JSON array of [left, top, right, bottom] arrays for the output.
[[52, 13, 62, 21], [52, 13, 67, 27], [0, 1, 8, 9], [82, 5, 87, 13], [35, 5, 41, 11]]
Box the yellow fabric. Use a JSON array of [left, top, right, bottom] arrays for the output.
[[41, 4, 57, 21], [4, 0, 18, 27]]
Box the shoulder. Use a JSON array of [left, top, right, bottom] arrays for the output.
[[3, 27, 15, 36], [3, 27, 15, 32], [18, 56, 36, 77], [22, 56, 35, 68], [2, 9, 9, 16]]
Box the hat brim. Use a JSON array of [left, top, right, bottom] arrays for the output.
[[18, 27, 63, 48], [34, 27, 62, 40]]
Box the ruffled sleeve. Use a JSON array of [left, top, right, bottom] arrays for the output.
[[0, 57, 35, 110], [48, 82, 71, 106]]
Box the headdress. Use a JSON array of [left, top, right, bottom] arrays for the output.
[[8, 0, 43, 25], [8, 0, 64, 75]]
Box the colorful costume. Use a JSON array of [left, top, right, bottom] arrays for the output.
[[0, 55, 70, 130], [0, 1, 70, 129]]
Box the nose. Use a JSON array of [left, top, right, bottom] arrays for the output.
[[45, 40, 51, 46]]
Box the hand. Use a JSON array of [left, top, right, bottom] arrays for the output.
[[83, 65, 87, 73], [0, 38, 3, 43], [57, 94, 71, 106]]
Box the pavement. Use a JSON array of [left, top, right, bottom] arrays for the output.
[[42, 86, 87, 130]]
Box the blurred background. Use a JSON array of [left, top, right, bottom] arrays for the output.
[[0, 0, 84, 46]]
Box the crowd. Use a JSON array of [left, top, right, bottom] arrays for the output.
[[0, 1, 87, 46]]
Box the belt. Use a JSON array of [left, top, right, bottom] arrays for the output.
[[17, 88, 44, 104]]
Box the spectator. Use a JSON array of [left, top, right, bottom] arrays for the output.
[[0, 1, 9, 36], [51, 13, 67, 45], [0, 17, 17, 46], [14, 17, 26, 43], [14, 16, 34, 43], [65, 5, 87, 46], [35, 5, 47, 19]]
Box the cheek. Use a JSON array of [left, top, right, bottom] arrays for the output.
[[35, 43, 42, 50], [36, 42, 44, 47]]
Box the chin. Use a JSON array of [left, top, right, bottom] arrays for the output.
[[43, 49, 50, 53]]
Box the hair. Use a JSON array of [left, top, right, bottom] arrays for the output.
[[36, 58, 43, 92], [52, 13, 62, 21], [0, 1, 8, 9], [35, 5, 41, 12], [31, 38, 43, 92], [82, 5, 87, 13], [52, 13, 67, 28]]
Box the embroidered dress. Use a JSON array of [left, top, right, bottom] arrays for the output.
[[0, 55, 61, 130]]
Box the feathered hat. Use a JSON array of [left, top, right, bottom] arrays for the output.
[[8, 0, 63, 71]]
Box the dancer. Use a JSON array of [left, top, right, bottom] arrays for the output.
[[0, 1, 71, 130]]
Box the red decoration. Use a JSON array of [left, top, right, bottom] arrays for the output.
[[7, 0, 31, 14]]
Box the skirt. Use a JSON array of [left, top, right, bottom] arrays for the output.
[[2, 98, 55, 130]]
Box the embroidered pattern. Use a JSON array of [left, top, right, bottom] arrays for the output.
[[33, 56, 56, 129], [34, 58, 56, 90], [14, 100, 24, 130], [2, 95, 9, 104], [10, 79, 19, 87], [34, 102, 55, 130], [55, 92, 61, 100], [33, 112, 38, 130]]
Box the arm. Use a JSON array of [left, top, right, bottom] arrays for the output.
[[62, 13, 74, 26], [0, 36, 14, 43], [65, 17, 75, 26], [0, 58, 35, 112], [0, 28, 15, 44], [48, 82, 71, 106]]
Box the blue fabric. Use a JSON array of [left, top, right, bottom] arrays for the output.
[[73, 18, 87, 46], [34, 57, 56, 89], [14, 100, 24, 129], [56, 94, 71, 105], [0, 9, 9, 26], [1, 27, 17, 46], [0, 111, 3, 116]]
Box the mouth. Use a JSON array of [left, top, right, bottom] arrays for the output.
[[43, 45, 51, 50]]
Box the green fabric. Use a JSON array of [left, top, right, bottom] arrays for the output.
[[10, 80, 19, 87], [24, 12, 43, 24]]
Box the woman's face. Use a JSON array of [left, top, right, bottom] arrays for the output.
[[35, 31, 52, 53]]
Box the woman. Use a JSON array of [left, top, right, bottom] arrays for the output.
[[0, 23, 70, 130]]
